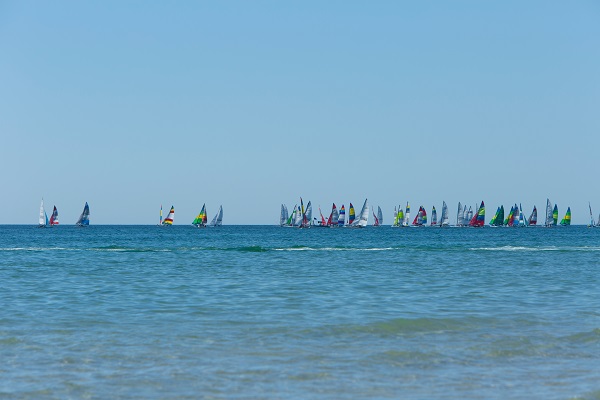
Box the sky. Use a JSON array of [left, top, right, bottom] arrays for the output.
[[1, 1, 599, 224]]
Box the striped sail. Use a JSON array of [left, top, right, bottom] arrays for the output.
[[469, 201, 485, 227], [348, 203, 355, 226], [49, 206, 59, 226], [337, 205, 345, 226], [560, 207, 571, 226], [163, 206, 175, 225], [192, 204, 207, 227], [76, 202, 90, 226]]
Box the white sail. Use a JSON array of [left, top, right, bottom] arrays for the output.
[[304, 201, 312, 227], [211, 206, 224, 227], [355, 198, 369, 227], [39, 198, 46, 226], [294, 206, 302, 226], [403, 202, 410, 227], [377, 206, 383, 226], [441, 201, 449, 226], [280, 204, 288, 226], [545, 198, 553, 227]]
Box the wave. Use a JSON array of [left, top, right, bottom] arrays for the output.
[[468, 245, 600, 252], [273, 246, 394, 252]]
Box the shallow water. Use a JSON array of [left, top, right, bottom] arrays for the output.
[[1, 225, 599, 399]]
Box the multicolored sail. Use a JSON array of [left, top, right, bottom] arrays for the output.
[[328, 203, 339, 227], [403, 203, 410, 227], [76, 202, 90, 226], [159, 205, 163, 225], [192, 204, 207, 227], [489, 205, 504, 227], [49, 206, 59, 226], [560, 207, 571, 226], [469, 201, 485, 227], [529, 206, 537, 226], [552, 204, 558, 226], [348, 203, 356, 226], [302, 201, 312, 228], [338, 205, 345, 226], [163, 206, 174, 225], [372, 207, 380, 226], [430, 206, 437, 226]]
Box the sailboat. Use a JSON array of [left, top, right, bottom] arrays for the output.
[[316, 206, 328, 227], [158, 205, 163, 226], [392, 206, 404, 227], [412, 206, 426, 226], [440, 201, 449, 227], [38, 198, 48, 227], [489, 205, 504, 227], [468, 201, 485, 227], [347, 203, 356, 226], [280, 204, 289, 226], [430, 206, 437, 226], [518, 204, 527, 227], [283, 204, 297, 227], [328, 203, 339, 227], [456, 202, 462, 226], [353, 199, 369, 227], [49, 206, 59, 226], [552, 204, 559, 226], [337, 205, 346, 226], [588, 203, 595, 228], [162, 206, 174, 225], [301, 200, 312, 228], [210, 205, 223, 227], [545, 199, 554, 227], [192, 204, 208, 227], [372, 206, 383, 227], [402, 203, 411, 227], [529, 206, 537, 226], [560, 207, 571, 226], [76, 202, 90, 227]]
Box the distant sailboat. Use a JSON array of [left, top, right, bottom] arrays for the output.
[[545, 199, 553, 227], [440, 201, 449, 227], [372, 206, 383, 227], [560, 207, 571, 226], [518, 204, 527, 227], [456, 202, 462, 226], [76, 202, 90, 227], [430, 206, 437, 226], [489, 205, 504, 227], [347, 203, 356, 226], [529, 206, 537, 226], [49, 206, 59, 226], [38, 198, 48, 227], [552, 204, 559, 226], [301, 200, 312, 228], [403, 203, 411, 227], [192, 204, 208, 227], [159, 205, 163, 226], [162, 206, 175, 225], [354, 199, 369, 227], [392, 206, 404, 227], [328, 203, 339, 227], [412, 206, 426, 226], [468, 201, 485, 227], [588, 203, 595, 228], [337, 205, 346, 226], [210, 205, 223, 227], [280, 204, 289, 226]]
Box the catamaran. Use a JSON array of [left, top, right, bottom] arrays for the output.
[[352, 199, 369, 227], [301, 200, 312, 228], [560, 207, 571, 226], [456, 202, 463, 226], [588, 203, 595, 227], [544, 199, 554, 227], [280, 204, 289, 226], [529, 206, 537, 226], [327, 203, 339, 227], [430, 206, 437, 226], [468, 201, 485, 227], [192, 204, 208, 227], [38, 198, 48, 228], [347, 203, 356, 226], [76, 202, 90, 227], [372, 206, 383, 227], [489, 205, 504, 227], [210, 205, 223, 227], [337, 205, 346, 226], [552, 204, 559, 226], [49, 206, 59, 226], [412, 206, 427, 226], [162, 206, 175, 225], [402, 203, 411, 227], [392, 206, 404, 227], [440, 201, 449, 227]]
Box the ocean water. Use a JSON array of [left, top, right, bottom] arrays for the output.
[[1, 225, 599, 399]]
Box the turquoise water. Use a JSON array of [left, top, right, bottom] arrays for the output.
[[1, 225, 599, 399]]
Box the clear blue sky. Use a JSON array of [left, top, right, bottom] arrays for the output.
[[1, 1, 599, 224]]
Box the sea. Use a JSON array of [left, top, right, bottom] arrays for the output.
[[1, 225, 599, 399]]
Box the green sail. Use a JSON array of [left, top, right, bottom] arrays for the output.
[[560, 207, 571, 226], [552, 205, 558, 226]]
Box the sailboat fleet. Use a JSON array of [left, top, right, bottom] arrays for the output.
[[30, 197, 594, 227]]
